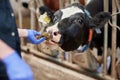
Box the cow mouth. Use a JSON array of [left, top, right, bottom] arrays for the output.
[[48, 39, 58, 45], [51, 40, 58, 43], [47, 32, 59, 45], [46, 30, 61, 45]]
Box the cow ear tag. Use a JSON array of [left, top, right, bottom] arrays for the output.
[[44, 16, 51, 24], [38, 12, 51, 24]]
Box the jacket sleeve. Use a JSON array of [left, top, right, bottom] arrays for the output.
[[2, 51, 34, 80]]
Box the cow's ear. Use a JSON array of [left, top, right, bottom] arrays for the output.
[[38, 6, 55, 24], [89, 12, 111, 28], [39, 6, 55, 15]]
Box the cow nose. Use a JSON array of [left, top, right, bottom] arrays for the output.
[[48, 30, 59, 38], [46, 27, 57, 37]]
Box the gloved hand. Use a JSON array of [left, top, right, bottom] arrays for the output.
[[27, 29, 46, 44], [2, 51, 34, 80]]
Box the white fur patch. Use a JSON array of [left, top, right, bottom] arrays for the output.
[[61, 6, 84, 19]]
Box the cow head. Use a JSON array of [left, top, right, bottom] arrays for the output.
[[38, 3, 111, 51]]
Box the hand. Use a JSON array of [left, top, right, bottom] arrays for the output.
[[27, 29, 46, 44], [2, 51, 34, 80]]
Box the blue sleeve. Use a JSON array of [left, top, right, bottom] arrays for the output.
[[2, 51, 34, 80]]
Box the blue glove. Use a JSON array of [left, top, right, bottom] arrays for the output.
[[2, 51, 34, 80], [27, 29, 46, 44]]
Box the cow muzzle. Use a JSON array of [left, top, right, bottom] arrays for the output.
[[46, 26, 61, 44]]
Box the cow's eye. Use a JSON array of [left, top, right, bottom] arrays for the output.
[[77, 19, 83, 24], [53, 16, 58, 23], [73, 19, 83, 24], [53, 16, 61, 23]]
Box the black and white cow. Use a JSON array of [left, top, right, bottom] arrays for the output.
[[39, 2, 112, 51], [38, 0, 120, 74]]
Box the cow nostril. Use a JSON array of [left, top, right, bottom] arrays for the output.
[[53, 31, 59, 36]]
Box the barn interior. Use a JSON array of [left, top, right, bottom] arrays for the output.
[[10, 0, 120, 80]]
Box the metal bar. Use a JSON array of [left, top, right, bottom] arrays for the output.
[[111, 0, 117, 78], [103, 0, 108, 76]]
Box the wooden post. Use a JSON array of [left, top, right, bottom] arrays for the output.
[[18, 0, 22, 29], [18, 0, 24, 45], [103, 0, 108, 76], [30, 1, 36, 30], [64, 0, 71, 7], [35, 0, 40, 7], [115, 0, 120, 12], [39, 0, 44, 6], [111, 0, 117, 78], [59, 0, 64, 9], [29, 0, 37, 48], [71, 0, 79, 3]]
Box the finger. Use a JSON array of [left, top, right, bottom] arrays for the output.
[[36, 37, 46, 44], [33, 30, 41, 36]]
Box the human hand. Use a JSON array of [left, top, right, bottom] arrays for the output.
[[2, 51, 34, 80], [27, 29, 46, 44]]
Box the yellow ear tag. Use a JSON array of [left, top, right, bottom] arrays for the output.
[[38, 12, 51, 24], [44, 16, 51, 24]]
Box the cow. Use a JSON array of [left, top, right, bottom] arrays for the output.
[[38, 0, 120, 53], [38, 2, 112, 51], [38, 0, 120, 75]]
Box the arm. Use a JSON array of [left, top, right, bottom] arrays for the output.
[[0, 40, 14, 59], [18, 29, 28, 37], [0, 39, 34, 80]]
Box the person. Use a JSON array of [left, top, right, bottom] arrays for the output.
[[0, 0, 45, 80]]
